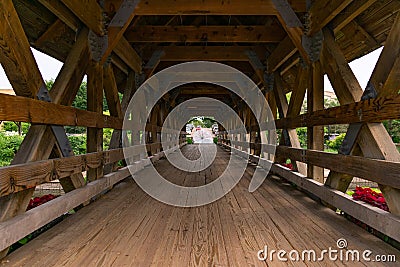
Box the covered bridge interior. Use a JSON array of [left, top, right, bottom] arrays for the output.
[[0, 0, 400, 266]]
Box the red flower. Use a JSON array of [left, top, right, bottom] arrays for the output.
[[27, 194, 57, 211], [352, 187, 389, 211], [282, 163, 294, 170]]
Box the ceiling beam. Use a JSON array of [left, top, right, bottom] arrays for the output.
[[179, 89, 230, 95], [114, 37, 142, 73], [307, 0, 354, 36], [267, 36, 297, 72], [126, 25, 286, 43], [272, 0, 310, 63], [131, 0, 306, 15], [150, 46, 265, 62], [100, 0, 140, 64], [268, 0, 368, 73], [38, 0, 80, 32], [331, 0, 377, 34], [61, 0, 105, 36]]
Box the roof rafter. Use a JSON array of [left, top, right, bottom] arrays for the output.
[[126, 25, 286, 43], [61, 0, 105, 36], [307, 0, 354, 36], [130, 0, 306, 15], [147, 46, 266, 62]]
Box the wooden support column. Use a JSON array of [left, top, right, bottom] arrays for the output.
[[266, 92, 277, 160], [307, 61, 324, 182], [150, 106, 159, 155], [86, 63, 104, 182]]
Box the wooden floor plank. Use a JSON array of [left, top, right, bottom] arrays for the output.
[[2, 145, 399, 266]]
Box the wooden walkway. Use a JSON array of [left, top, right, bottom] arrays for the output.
[[2, 145, 399, 266]]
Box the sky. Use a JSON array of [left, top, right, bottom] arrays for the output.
[[324, 47, 383, 92], [0, 48, 63, 88], [0, 47, 384, 92]]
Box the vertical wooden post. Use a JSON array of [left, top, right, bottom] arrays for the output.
[[308, 61, 324, 182], [267, 92, 277, 160], [149, 106, 158, 155], [87, 63, 104, 182]]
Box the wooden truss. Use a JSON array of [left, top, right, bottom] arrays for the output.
[[0, 0, 400, 259]]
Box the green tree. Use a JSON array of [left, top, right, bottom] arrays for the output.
[[0, 133, 24, 166], [326, 133, 346, 150], [296, 127, 307, 148], [68, 135, 86, 155], [103, 128, 113, 150], [2, 122, 30, 135], [383, 120, 400, 143], [324, 98, 339, 108], [188, 117, 215, 128]]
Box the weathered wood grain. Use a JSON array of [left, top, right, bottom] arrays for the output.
[[0, 93, 122, 129], [132, 0, 307, 15], [275, 146, 400, 189], [308, 0, 354, 36], [3, 145, 399, 266], [61, 0, 105, 36], [126, 25, 286, 43], [276, 90, 400, 129]]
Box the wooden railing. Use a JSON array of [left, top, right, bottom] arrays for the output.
[[216, 91, 400, 242], [0, 143, 186, 252], [0, 91, 187, 252], [275, 94, 400, 129], [0, 93, 122, 129], [217, 140, 400, 242]]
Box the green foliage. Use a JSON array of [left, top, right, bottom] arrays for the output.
[[186, 137, 193, 144], [68, 135, 86, 155], [0, 133, 24, 166], [74, 82, 88, 110], [383, 120, 400, 143], [326, 133, 346, 150], [47, 79, 87, 110], [46, 80, 115, 112], [202, 118, 214, 128], [65, 126, 86, 134], [324, 98, 339, 108], [103, 128, 113, 150], [296, 127, 307, 148], [213, 137, 218, 144], [45, 79, 55, 90], [2, 122, 18, 132], [2, 122, 30, 135], [188, 117, 215, 128]]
